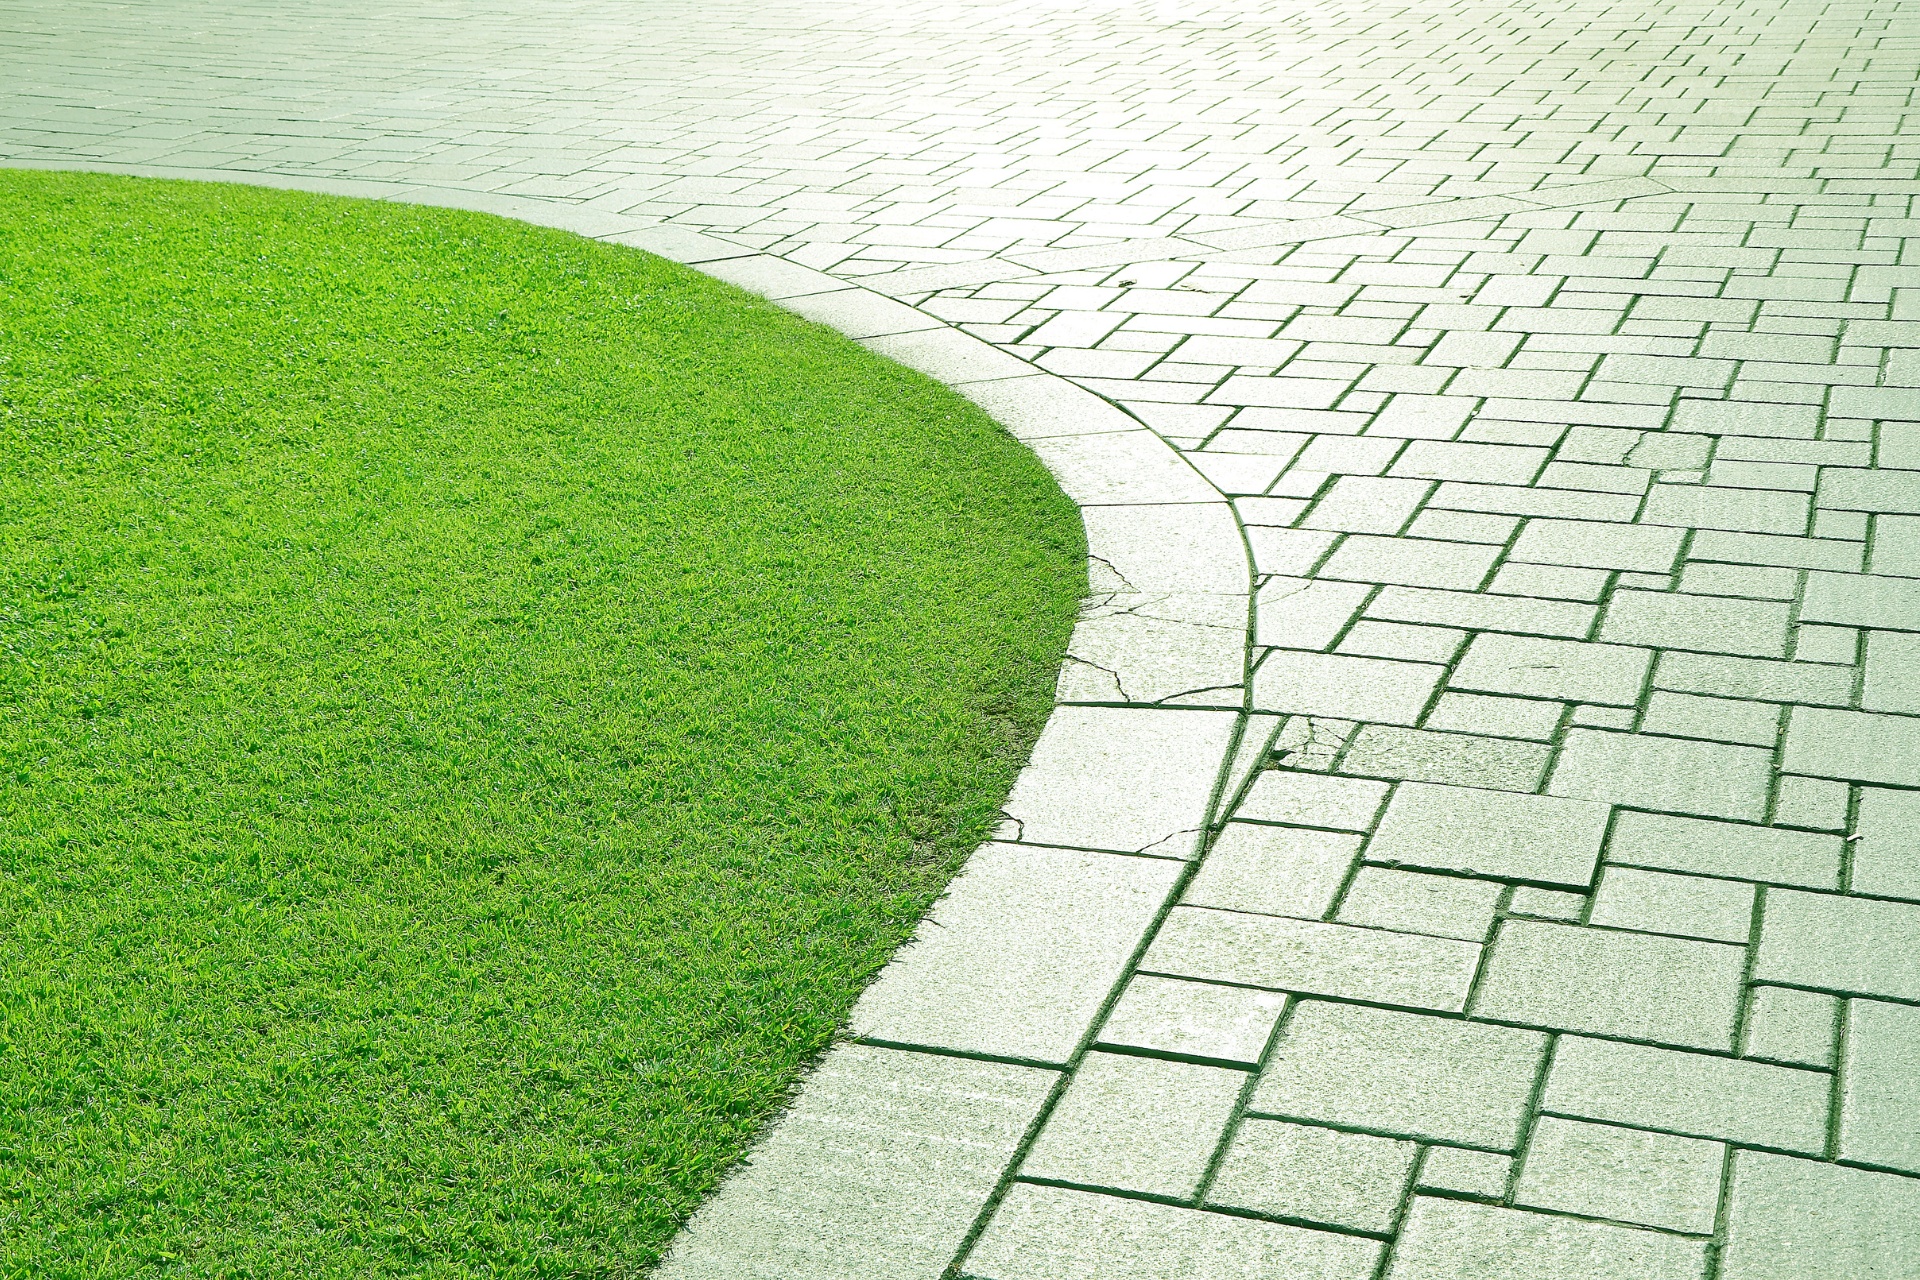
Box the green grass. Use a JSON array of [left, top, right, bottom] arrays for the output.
[[0, 170, 1083, 1277]]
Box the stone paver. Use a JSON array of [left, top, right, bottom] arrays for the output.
[[10, 0, 1918, 1271]]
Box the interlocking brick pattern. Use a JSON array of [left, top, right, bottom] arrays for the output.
[[7, 0, 1919, 1273]]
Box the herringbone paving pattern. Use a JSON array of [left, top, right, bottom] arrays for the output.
[[7, 0, 1918, 1273]]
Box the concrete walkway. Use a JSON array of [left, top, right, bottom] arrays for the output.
[[7, 0, 1919, 1274]]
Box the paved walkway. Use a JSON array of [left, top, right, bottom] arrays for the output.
[[8, 0, 1919, 1275]]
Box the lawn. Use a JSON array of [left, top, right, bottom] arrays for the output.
[[0, 170, 1083, 1277]]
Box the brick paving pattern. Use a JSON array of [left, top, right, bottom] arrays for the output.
[[6, 0, 1918, 1274]]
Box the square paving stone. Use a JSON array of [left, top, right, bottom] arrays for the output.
[[1450, 634, 1653, 706], [1473, 919, 1745, 1050], [1207, 1119, 1418, 1232], [1097, 976, 1287, 1067], [1599, 590, 1792, 658], [1233, 770, 1389, 830], [1838, 998, 1920, 1175], [1541, 1035, 1830, 1154], [1514, 1116, 1724, 1233], [1254, 649, 1445, 725], [1001, 706, 1239, 856], [1606, 811, 1841, 889], [1588, 866, 1756, 942], [1854, 787, 1920, 901], [852, 844, 1182, 1064], [659, 1045, 1055, 1280], [966, 1184, 1383, 1280], [1143, 907, 1481, 1012], [1021, 1052, 1245, 1198], [1185, 823, 1361, 919], [1366, 782, 1611, 888], [1753, 889, 1920, 1002], [1415, 1147, 1513, 1199], [1548, 729, 1773, 821], [1784, 705, 1920, 788], [1742, 986, 1839, 1068], [1337, 868, 1504, 941], [1256, 576, 1375, 651], [1719, 1152, 1920, 1280], [1384, 1198, 1708, 1280], [1250, 1002, 1548, 1151]]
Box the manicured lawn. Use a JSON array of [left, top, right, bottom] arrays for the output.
[[0, 171, 1082, 1277]]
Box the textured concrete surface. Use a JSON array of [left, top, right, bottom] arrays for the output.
[[7, 0, 1918, 1272]]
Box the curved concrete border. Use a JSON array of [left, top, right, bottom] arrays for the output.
[[3, 158, 1252, 1278]]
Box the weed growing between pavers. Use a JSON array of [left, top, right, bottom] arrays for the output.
[[0, 170, 1083, 1276]]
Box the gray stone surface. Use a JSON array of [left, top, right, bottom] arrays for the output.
[[852, 843, 1181, 1063], [1416, 1147, 1514, 1199], [1143, 907, 1482, 1012], [1336, 868, 1504, 941], [1753, 889, 1920, 1003], [1588, 867, 1755, 943], [1097, 976, 1287, 1067], [1606, 812, 1842, 889], [1001, 706, 1239, 858], [1209, 1119, 1418, 1232], [1514, 1117, 1723, 1233], [1473, 920, 1745, 1050], [1233, 770, 1389, 830], [1542, 1036, 1830, 1154], [1720, 1152, 1920, 1280], [1184, 823, 1361, 919], [967, 1184, 1383, 1280], [1548, 730, 1773, 821], [1853, 787, 1920, 901], [1839, 998, 1920, 1175], [1021, 1052, 1245, 1198], [1449, 634, 1651, 707], [1742, 986, 1839, 1068], [659, 1045, 1054, 1280], [1366, 783, 1610, 888], [1385, 1199, 1708, 1280], [1252, 1003, 1548, 1151]]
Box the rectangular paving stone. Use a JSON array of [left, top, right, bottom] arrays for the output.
[[1256, 576, 1374, 650], [851, 844, 1181, 1064], [1641, 483, 1810, 535], [1416, 1147, 1513, 1199], [1317, 535, 1502, 590], [1548, 730, 1773, 821], [1508, 517, 1685, 572], [1367, 782, 1611, 888], [1542, 1035, 1831, 1154], [1234, 769, 1388, 831], [1365, 585, 1596, 638], [658, 1045, 1055, 1280], [1336, 725, 1550, 791], [1607, 811, 1842, 889], [1744, 986, 1839, 1068], [1450, 634, 1652, 706], [1799, 569, 1920, 629], [1599, 590, 1792, 657], [1819, 467, 1920, 513], [967, 1184, 1383, 1280], [1473, 920, 1745, 1050], [1782, 706, 1920, 787], [1514, 1116, 1724, 1234], [1208, 1119, 1418, 1233], [1589, 866, 1756, 942], [1863, 629, 1920, 712], [1423, 692, 1564, 740], [1142, 907, 1481, 1012], [1097, 976, 1287, 1068], [1337, 620, 1467, 665], [1337, 868, 1503, 941], [1755, 889, 1920, 1002], [1719, 1152, 1920, 1280], [1254, 649, 1445, 725], [1384, 1198, 1708, 1280], [1653, 650, 1855, 706], [1854, 787, 1920, 901], [1302, 475, 1433, 533], [1250, 1008, 1548, 1152], [1839, 998, 1920, 1175], [1002, 706, 1238, 856], [1021, 1052, 1245, 1198], [1638, 690, 1782, 747], [1185, 823, 1361, 919], [1690, 529, 1863, 573]]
